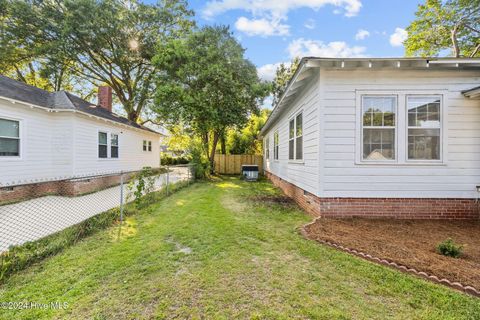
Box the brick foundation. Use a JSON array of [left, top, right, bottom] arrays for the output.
[[0, 172, 136, 205], [265, 171, 480, 220]]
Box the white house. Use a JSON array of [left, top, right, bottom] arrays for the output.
[[261, 57, 480, 219], [0, 75, 162, 202]]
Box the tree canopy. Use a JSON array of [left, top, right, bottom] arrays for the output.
[[153, 25, 268, 171], [405, 0, 480, 57], [226, 109, 270, 155], [0, 0, 193, 121], [271, 57, 300, 106]]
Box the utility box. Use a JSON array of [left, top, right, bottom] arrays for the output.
[[241, 165, 259, 181]]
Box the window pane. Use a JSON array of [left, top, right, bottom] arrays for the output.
[[363, 128, 395, 160], [275, 146, 279, 160], [296, 113, 303, 136], [363, 97, 396, 127], [0, 138, 19, 156], [99, 145, 107, 158], [99, 132, 107, 145], [0, 119, 19, 138], [408, 96, 440, 128], [289, 140, 294, 160], [274, 132, 278, 145], [111, 134, 118, 146], [408, 128, 440, 160], [289, 120, 294, 139], [296, 136, 303, 160], [111, 146, 118, 158], [148, 141, 152, 151]]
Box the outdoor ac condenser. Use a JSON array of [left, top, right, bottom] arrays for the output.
[[241, 165, 259, 181]]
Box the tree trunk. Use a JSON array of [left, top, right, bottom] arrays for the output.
[[451, 25, 460, 57], [209, 131, 220, 174], [220, 130, 227, 154]]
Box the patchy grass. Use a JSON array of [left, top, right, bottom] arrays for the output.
[[0, 177, 479, 319]]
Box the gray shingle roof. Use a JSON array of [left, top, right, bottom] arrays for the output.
[[0, 75, 159, 134]]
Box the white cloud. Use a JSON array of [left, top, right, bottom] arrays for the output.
[[287, 38, 367, 58], [235, 17, 289, 36], [203, 0, 362, 19], [203, 1, 361, 36], [304, 18, 316, 29], [355, 29, 370, 40], [389, 27, 407, 47], [257, 62, 291, 81]]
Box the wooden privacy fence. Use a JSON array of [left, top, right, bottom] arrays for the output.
[[214, 154, 263, 175]]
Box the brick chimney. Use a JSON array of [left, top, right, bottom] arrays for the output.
[[98, 86, 112, 112]]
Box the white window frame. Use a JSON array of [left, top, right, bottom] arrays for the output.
[[273, 130, 279, 161], [355, 90, 447, 166], [288, 110, 303, 162], [98, 129, 119, 160], [143, 140, 147, 152], [360, 95, 398, 163], [148, 140, 152, 152], [0, 116, 22, 160], [405, 95, 443, 163]]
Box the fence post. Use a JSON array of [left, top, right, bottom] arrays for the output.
[[119, 172, 124, 224]]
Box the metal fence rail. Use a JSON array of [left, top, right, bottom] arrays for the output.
[[0, 165, 194, 252]]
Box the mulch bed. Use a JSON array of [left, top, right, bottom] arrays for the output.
[[303, 218, 480, 290]]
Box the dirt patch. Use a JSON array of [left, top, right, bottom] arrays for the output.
[[250, 195, 294, 207], [304, 218, 480, 289]]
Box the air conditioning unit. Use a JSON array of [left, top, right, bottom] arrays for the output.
[[241, 165, 259, 181]]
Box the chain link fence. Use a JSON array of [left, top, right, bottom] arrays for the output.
[[0, 165, 195, 253]]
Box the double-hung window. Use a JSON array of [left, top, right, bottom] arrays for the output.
[[407, 96, 441, 161], [111, 134, 119, 158], [289, 112, 303, 160], [265, 136, 270, 159], [362, 96, 396, 161], [99, 131, 119, 159], [148, 141, 152, 152], [98, 132, 108, 158], [0, 118, 20, 157], [273, 130, 279, 160], [143, 140, 147, 151]]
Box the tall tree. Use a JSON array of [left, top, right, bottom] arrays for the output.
[[271, 57, 300, 106], [153, 25, 268, 171], [226, 108, 270, 155], [1, 0, 193, 122], [405, 0, 480, 57]]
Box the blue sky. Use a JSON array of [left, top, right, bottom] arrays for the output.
[[185, 0, 423, 82]]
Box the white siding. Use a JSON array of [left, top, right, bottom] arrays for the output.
[[0, 100, 161, 185], [320, 69, 480, 198], [72, 114, 160, 176], [0, 101, 74, 185], [264, 73, 320, 196]]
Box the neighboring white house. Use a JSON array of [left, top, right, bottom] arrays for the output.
[[261, 57, 480, 219], [0, 75, 162, 189]]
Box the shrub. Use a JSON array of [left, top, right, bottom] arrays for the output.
[[436, 238, 463, 258], [189, 143, 209, 179], [160, 155, 190, 165]]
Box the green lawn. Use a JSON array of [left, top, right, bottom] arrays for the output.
[[1, 177, 479, 319]]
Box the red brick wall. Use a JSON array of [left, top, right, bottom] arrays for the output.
[[265, 171, 479, 220], [0, 172, 136, 204]]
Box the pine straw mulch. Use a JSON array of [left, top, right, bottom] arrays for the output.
[[303, 218, 480, 289]]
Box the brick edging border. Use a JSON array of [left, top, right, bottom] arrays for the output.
[[299, 219, 480, 298]]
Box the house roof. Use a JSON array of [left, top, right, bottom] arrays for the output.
[[260, 57, 480, 136], [0, 75, 160, 134]]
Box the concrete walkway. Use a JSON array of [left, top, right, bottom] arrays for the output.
[[0, 167, 191, 252]]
